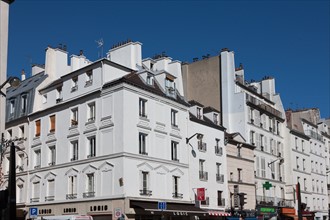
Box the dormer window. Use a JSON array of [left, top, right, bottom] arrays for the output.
[[197, 107, 202, 119], [56, 87, 63, 103], [21, 94, 27, 114], [9, 99, 15, 116], [213, 113, 218, 124], [71, 77, 78, 92], [165, 76, 175, 96], [85, 70, 93, 87], [146, 74, 153, 86]]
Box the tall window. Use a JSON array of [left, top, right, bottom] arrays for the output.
[[250, 131, 255, 145], [71, 141, 79, 161], [49, 146, 56, 166], [238, 168, 242, 182], [56, 87, 62, 102], [171, 109, 178, 127], [46, 179, 55, 201], [296, 156, 299, 169], [197, 107, 202, 119], [10, 99, 15, 116], [216, 163, 223, 182], [34, 149, 41, 169], [261, 157, 266, 178], [17, 184, 23, 203], [213, 113, 218, 124], [139, 133, 148, 155], [67, 176, 77, 199], [139, 98, 147, 118], [71, 76, 78, 92], [171, 141, 179, 161], [173, 176, 182, 198], [88, 136, 96, 158], [32, 181, 40, 202], [217, 191, 224, 206], [49, 115, 56, 132], [35, 120, 41, 137], [71, 108, 78, 126], [270, 163, 275, 179], [88, 102, 96, 122], [86, 173, 95, 194], [199, 159, 207, 180], [85, 70, 93, 86], [295, 137, 298, 149], [21, 94, 27, 114], [140, 171, 151, 195]]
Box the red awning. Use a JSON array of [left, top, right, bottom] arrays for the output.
[[209, 211, 232, 216]]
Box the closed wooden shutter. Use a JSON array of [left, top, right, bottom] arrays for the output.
[[35, 120, 40, 137], [50, 115, 55, 132]]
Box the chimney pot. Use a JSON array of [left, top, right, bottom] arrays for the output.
[[21, 69, 26, 81]]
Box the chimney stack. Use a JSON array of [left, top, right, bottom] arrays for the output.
[[21, 69, 26, 81]]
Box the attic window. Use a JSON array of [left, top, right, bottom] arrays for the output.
[[150, 63, 154, 70], [146, 74, 153, 85]]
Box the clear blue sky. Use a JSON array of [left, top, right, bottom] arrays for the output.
[[6, 0, 330, 118]]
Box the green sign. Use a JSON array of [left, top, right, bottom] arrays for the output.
[[260, 207, 275, 213], [263, 181, 272, 190]]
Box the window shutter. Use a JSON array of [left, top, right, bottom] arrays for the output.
[[73, 176, 77, 194], [35, 120, 40, 136], [48, 179, 55, 196], [50, 115, 56, 131]]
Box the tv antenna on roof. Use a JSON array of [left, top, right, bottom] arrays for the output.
[[95, 38, 104, 58]]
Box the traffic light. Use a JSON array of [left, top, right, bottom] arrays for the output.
[[238, 193, 247, 210]]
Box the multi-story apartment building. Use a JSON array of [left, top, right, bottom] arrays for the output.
[[286, 108, 329, 220], [182, 49, 292, 218], [1, 41, 235, 220], [225, 132, 256, 212], [187, 101, 229, 217]]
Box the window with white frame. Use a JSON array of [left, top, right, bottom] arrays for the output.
[[139, 133, 148, 155], [32, 181, 40, 202], [88, 136, 96, 158], [71, 76, 78, 92], [213, 113, 218, 124], [85, 173, 95, 195], [49, 145, 56, 166], [197, 107, 202, 119], [171, 109, 178, 127], [173, 176, 182, 198], [85, 70, 93, 86], [139, 98, 147, 118], [67, 175, 77, 199], [71, 141, 79, 161], [88, 102, 96, 122], [46, 179, 55, 201], [34, 149, 41, 169], [21, 94, 27, 114], [140, 171, 151, 195], [256, 156, 260, 177], [19, 125, 24, 138], [71, 108, 78, 126], [250, 131, 255, 145], [9, 99, 15, 116], [171, 141, 179, 161], [261, 157, 266, 178]]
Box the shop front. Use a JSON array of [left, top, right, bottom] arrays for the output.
[[256, 206, 278, 220], [130, 200, 208, 220]]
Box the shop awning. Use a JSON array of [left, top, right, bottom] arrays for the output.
[[130, 200, 208, 216], [208, 211, 232, 216]]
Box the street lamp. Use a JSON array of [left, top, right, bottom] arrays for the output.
[[186, 133, 203, 157], [0, 76, 20, 97]]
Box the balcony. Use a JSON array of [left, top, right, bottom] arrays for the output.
[[199, 171, 208, 181], [66, 193, 77, 200], [216, 174, 224, 183], [71, 119, 78, 126], [83, 192, 95, 198], [218, 198, 226, 206], [172, 192, 183, 199], [215, 146, 223, 156], [140, 189, 152, 196], [198, 142, 207, 152], [45, 196, 54, 201], [201, 197, 210, 206], [246, 94, 283, 119], [85, 79, 93, 87], [256, 195, 293, 207], [30, 197, 40, 203]]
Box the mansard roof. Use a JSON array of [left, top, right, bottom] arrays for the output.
[[189, 112, 225, 131]]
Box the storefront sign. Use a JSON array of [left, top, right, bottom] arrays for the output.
[[173, 212, 188, 216], [260, 207, 275, 213], [281, 207, 295, 215]]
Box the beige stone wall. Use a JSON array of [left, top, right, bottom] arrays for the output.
[[227, 143, 256, 210], [182, 56, 221, 111]]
